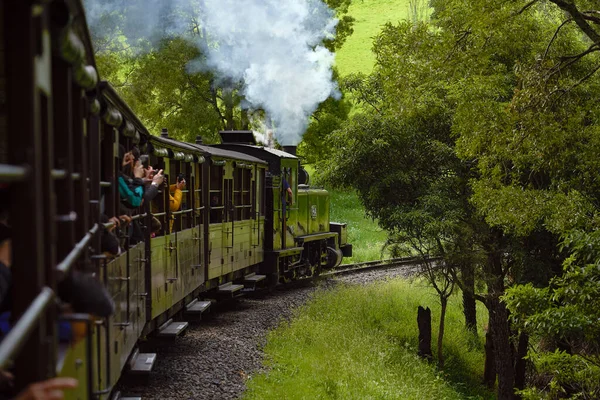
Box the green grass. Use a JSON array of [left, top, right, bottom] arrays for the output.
[[242, 279, 494, 400], [329, 189, 390, 263], [335, 0, 414, 76]]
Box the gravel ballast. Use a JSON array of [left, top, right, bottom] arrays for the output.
[[117, 264, 416, 399]]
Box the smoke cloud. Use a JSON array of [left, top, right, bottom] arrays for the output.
[[84, 0, 340, 145]]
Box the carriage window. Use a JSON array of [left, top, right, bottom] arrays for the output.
[[234, 165, 252, 220], [209, 164, 223, 223], [259, 169, 265, 216], [151, 156, 167, 237], [194, 163, 202, 225], [242, 168, 251, 219]]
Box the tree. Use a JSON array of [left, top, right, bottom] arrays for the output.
[[504, 230, 600, 398]]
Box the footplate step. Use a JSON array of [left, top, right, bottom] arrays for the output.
[[128, 348, 156, 374], [218, 282, 245, 297], [244, 273, 266, 284], [185, 299, 212, 314], [112, 393, 142, 400], [157, 318, 189, 338]]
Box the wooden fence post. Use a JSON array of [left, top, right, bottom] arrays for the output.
[[417, 306, 432, 360]]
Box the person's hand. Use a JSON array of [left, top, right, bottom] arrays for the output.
[[119, 215, 132, 225], [176, 179, 186, 191], [107, 217, 120, 232], [152, 170, 164, 186], [133, 160, 144, 178], [0, 369, 14, 390], [15, 377, 78, 400], [122, 152, 133, 167]]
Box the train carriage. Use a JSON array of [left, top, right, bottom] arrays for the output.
[[0, 1, 350, 399]]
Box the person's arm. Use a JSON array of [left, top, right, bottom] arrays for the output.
[[143, 184, 159, 203], [144, 169, 164, 204], [14, 377, 78, 400], [169, 189, 182, 212], [118, 176, 143, 207]]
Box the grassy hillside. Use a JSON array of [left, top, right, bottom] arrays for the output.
[[329, 189, 390, 263], [335, 0, 413, 76]]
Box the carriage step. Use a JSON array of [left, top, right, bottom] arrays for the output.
[[244, 273, 266, 284], [157, 319, 188, 338], [128, 348, 156, 374], [111, 393, 142, 400], [217, 282, 245, 297], [185, 299, 212, 314]]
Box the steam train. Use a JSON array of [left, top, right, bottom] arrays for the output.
[[0, 0, 351, 399]]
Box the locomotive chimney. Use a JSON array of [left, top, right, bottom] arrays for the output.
[[195, 135, 203, 144], [161, 128, 169, 138], [282, 146, 296, 156]]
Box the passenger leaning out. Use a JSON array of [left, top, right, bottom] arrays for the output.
[[118, 146, 145, 209], [167, 175, 186, 232]]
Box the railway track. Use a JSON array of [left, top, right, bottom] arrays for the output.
[[324, 255, 437, 278]]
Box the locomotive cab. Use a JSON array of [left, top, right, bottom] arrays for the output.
[[215, 131, 351, 283]]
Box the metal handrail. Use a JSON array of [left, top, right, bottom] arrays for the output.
[[171, 209, 193, 216], [51, 169, 67, 179], [102, 213, 147, 230], [0, 164, 29, 182], [56, 224, 100, 273], [0, 287, 54, 368]]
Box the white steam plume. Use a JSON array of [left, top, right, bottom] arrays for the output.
[[84, 0, 340, 146], [195, 0, 340, 145]]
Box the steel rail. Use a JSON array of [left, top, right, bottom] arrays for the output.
[[323, 256, 441, 278]]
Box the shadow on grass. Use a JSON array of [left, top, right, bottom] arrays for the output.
[[441, 335, 495, 400]]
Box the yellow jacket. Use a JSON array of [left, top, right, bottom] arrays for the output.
[[169, 184, 183, 232], [169, 184, 182, 212]]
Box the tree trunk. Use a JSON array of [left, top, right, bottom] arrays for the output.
[[487, 246, 516, 399], [483, 328, 496, 388], [438, 297, 447, 368], [417, 306, 432, 360], [514, 332, 529, 392], [462, 262, 477, 333]]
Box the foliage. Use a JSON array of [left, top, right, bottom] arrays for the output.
[[243, 279, 493, 400], [97, 38, 224, 143], [504, 230, 600, 398]]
